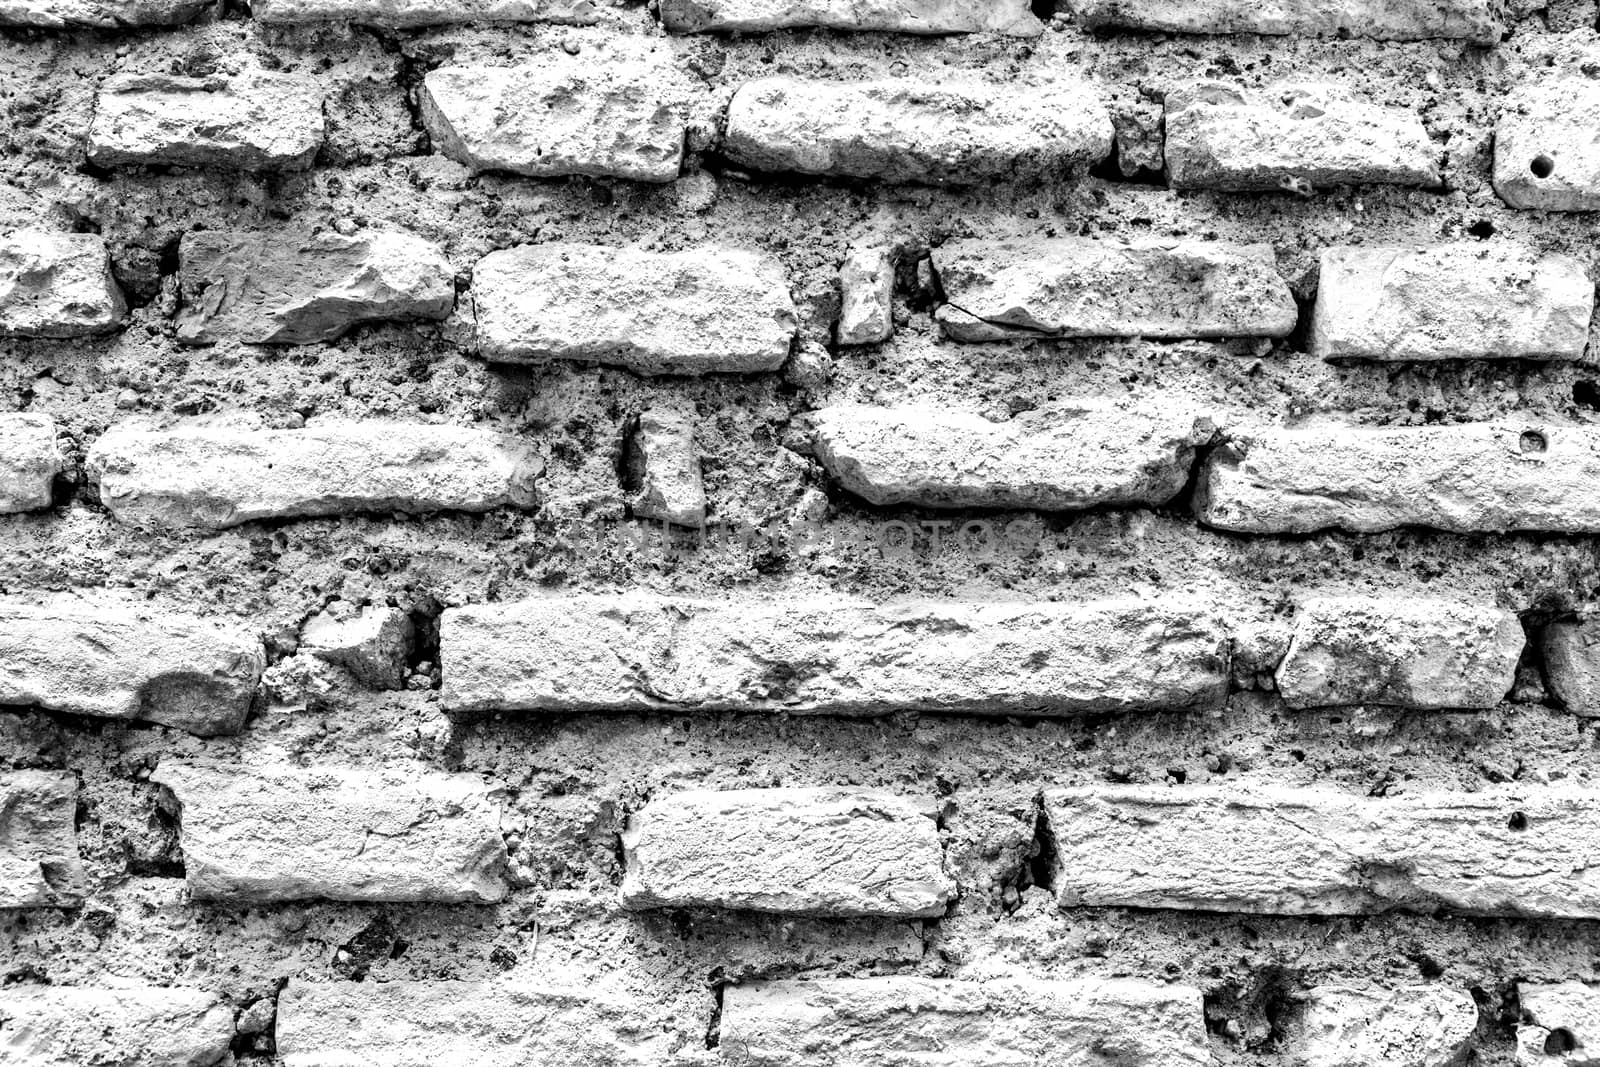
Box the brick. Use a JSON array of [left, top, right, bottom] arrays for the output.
[[1542, 618, 1600, 717], [723, 76, 1111, 185], [0, 985, 234, 1067], [276, 979, 677, 1066], [0, 595, 263, 735], [0, 0, 210, 26], [87, 420, 542, 529], [421, 58, 685, 183], [1196, 421, 1600, 534], [1517, 982, 1600, 1067], [88, 72, 325, 172], [836, 245, 894, 345], [1164, 83, 1439, 192], [299, 603, 413, 689], [0, 414, 64, 514], [0, 231, 126, 339], [151, 760, 508, 903], [1069, 0, 1502, 43], [470, 243, 797, 374], [1045, 784, 1600, 917], [809, 401, 1209, 510], [174, 228, 455, 345], [620, 787, 951, 917], [1311, 245, 1593, 361], [626, 408, 705, 527], [660, 0, 1042, 35], [1494, 81, 1600, 212], [0, 771, 84, 909], [254, 0, 594, 24], [932, 238, 1296, 341], [1276, 596, 1522, 711], [441, 596, 1229, 715], [1291, 985, 1478, 1067], [720, 976, 1209, 1067]]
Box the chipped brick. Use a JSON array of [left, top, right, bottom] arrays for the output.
[[1494, 81, 1600, 212], [660, 0, 1041, 35], [0, 985, 234, 1066], [1070, 0, 1502, 43], [1517, 982, 1600, 1067], [1291, 985, 1479, 1067], [0, 0, 210, 26], [0, 414, 64, 514], [0, 231, 125, 339], [836, 245, 894, 345], [0, 771, 84, 909], [626, 408, 705, 527], [300, 603, 414, 689], [254, 0, 594, 24]]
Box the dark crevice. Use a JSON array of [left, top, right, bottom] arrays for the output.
[[1089, 152, 1165, 187], [1022, 792, 1057, 896], [1283, 289, 1318, 354], [705, 975, 726, 1049], [405, 595, 442, 685]]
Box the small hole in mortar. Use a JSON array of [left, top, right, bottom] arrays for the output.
[[1546, 1028, 1579, 1055], [1521, 430, 1549, 454], [1531, 155, 1556, 179], [1508, 811, 1528, 830]]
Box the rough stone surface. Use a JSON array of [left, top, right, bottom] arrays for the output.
[[1276, 596, 1523, 711], [1046, 785, 1600, 917], [619, 788, 951, 917], [1542, 619, 1600, 717], [932, 238, 1297, 341], [421, 58, 686, 183], [0, 595, 263, 735], [626, 408, 705, 527], [441, 596, 1230, 715], [1494, 81, 1600, 212], [723, 76, 1111, 185], [275, 979, 677, 1066], [470, 243, 798, 374], [0, 985, 234, 1067], [1197, 421, 1600, 534], [0, 414, 64, 514], [0, 0, 209, 25], [0, 771, 84, 909], [1517, 982, 1600, 1067], [253, 0, 593, 24], [836, 245, 894, 345], [0, 231, 126, 339], [174, 228, 455, 345], [87, 420, 542, 529], [1164, 83, 1440, 192], [151, 760, 509, 903], [1069, 0, 1503, 42], [299, 602, 414, 689], [719, 976, 1210, 1067], [88, 72, 325, 171], [808, 401, 1209, 510], [659, 0, 1041, 35], [1289, 985, 1479, 1067], [1310, 245, 1593, 361]]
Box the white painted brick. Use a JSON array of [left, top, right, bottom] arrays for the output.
[[254, 0, 593, 24], [724, 76, 1111, 184], [1277, 596, 1522, 711], [1164, 83, 1438, 192], [1292, 985, 1479, 1067], [1046, 785, 1600, 917], [932, 238, 1296, 341], [1517, 982, 1600, 1067], [87, 420, 542, 529], [88, 71, 325, 171], [1197, 421, 1600, 534], [151, 760, 509, 903], [421, 57, 686, 183], [0, 771, 84, 909], [1494, 81, 1600, 212], [620, 787, 951, 917], [470, 243, 797, 374], [1311, 245, 1593, 361], [0, 0, 209, 25], [0, 985, 234, 1067], [660, 0, 1041, 35], [809, 401, 1208, 510], [441, 596, 1230, 715], [1543, 618, 1600, 717], [0, 414, 64, 514], [0, 595, 263, 735], [1070, 0, 1502, 43], [0, 231, 126, 339], [720, 976, 1210, 1067], [626, 408, 705, 527], [836, 245, 894, 345]]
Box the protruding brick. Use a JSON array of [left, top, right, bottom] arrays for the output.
[[254, 0, 593, 24], [174, 229, 455, 345], [0, 0, 210, 26], [442, 596, 1229, 715], [932, 238, 1296, 341], [0, 231, 126, 339], [720, 977, 1210, 1067], [88, 72, 325, 171], [421, 58, 685, 183], [1276, 596, 1522, 711], [0, 986, 234, 1067], [300, 603, 414, 689], [1197, 421, 1600, 534], [1045, 785, 1600, 917], [1494, 82, 1600, 213], [470, 244, 797, 374], [0, 414, 64, 514], [620, 788, 950, 917], [276, 979, 677, 1066], [837, 245, 894, 345], [0, 771, 84, 909], [809, 401, 1209, 510], [1164, 83, 1439, 192], [724, 76, 1111, 185], [87, 420, 541, 529], [660, 0, 1041, 35], [1517, 982, 1600, 1067], [1292, 985, 1479, 1067], [626, 408, 705, 527], [1070, 0, 1502, 43], [1543, 619, 1600, 717], [151, 761, 508, 903], [0, 596, 263, 735]]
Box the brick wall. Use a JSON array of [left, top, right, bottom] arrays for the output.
[[3, 0, 1600, 1063]]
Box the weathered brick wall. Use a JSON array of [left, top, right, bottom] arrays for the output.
[[4, 0, 1600, 1063]]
